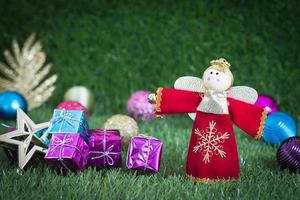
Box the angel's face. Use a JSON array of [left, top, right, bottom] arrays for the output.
[[203, 67, 232, 92]]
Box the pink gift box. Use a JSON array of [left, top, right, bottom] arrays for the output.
[[88, 129, 121, 168], [45, 134, 89, 172], [126, 135, 163, 173]]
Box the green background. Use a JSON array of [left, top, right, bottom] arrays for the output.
[[0, 0, 299, 117], [0, 0, 299, 199]]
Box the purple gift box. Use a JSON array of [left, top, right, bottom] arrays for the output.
[[126, 135, 163, 173], [88, 129, 121, 168], [45, 133, 89, 172]]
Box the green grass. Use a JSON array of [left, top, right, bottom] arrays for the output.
[[0, 109, 299, 200], [0, 0, 300, 199]]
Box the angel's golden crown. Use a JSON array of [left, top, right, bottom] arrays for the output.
[[210, 58, 231, 70]]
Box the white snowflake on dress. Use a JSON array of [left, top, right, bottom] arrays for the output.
[[193, 120, 230, 164]]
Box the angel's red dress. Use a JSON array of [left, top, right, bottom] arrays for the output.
[[155, 88, 268, 182]]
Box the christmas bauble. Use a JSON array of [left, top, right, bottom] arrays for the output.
[[127, 90, 156, 121], [0, 91, 28, 120], [64, 86, 94, 112], [56, 100, 89, 120], [262, 112, 297, 145], [277, 136, 300, 171], [255, 95, 279, 113], [103, 114, 139, 142]]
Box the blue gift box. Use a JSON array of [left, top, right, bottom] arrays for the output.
[[47, 109, 89, 142]]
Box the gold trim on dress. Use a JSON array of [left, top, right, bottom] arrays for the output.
[[255, 108, 269, 140], [186, 174, 237, 183], [155, 87, 163, 113]]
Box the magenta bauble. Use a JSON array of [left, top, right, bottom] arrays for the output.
[[255, 95, 279, 113], [127, 90, 156, 121]]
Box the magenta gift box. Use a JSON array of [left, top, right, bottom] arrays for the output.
[[126, 135, 163, 173], [88, 129, 121, 168], [45, 133, 89, 172]]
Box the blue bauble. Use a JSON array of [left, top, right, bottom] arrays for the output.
[[0, 91, 28, 120], [263, 112, 297, 145]]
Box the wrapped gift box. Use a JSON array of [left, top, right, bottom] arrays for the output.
[[47, 109, 89, 142], [126, 135, 163, 173], [45, 133, 89, 172], [88, 129, 121, 168]]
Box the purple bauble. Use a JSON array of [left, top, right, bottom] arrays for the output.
[[255, 95, 279, 113], [277, 136, 300, 171], [127, 90, 156, 121]]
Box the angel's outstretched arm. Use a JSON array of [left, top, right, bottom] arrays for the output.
[[228, 97, 268, 140], [150, 88, 202, 115]]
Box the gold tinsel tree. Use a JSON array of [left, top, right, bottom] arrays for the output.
[[0, 34, 57, 110]]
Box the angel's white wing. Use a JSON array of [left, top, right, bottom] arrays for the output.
[[174, 76, 205, 93], [227, 86, 258, 104], [174, 76, 205, 120]]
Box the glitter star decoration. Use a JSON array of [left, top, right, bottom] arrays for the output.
[[0, 109, 50, 169]]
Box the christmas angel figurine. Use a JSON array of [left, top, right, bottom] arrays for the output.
[[148, 58, 268, 182]]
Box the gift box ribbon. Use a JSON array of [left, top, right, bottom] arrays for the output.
[[49, 135, 85, 171], [140, 135, 154, 171], [89, 130, 120, 166]]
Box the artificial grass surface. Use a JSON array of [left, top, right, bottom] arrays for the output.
[[0, 109, 299, 200], [0, 0, 299, 199]]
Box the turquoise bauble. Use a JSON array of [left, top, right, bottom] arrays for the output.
[[263, 112, 297, 145], [0, 91, 28, 120]]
